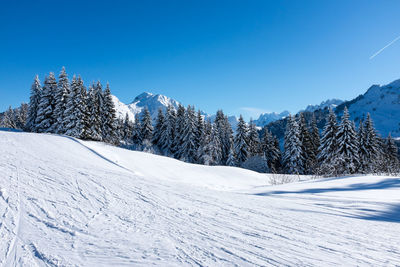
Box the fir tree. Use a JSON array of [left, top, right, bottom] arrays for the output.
[[248, 119, 260, 157], [194, 110, 205, 162], [140, 107, 153, 144], [261, 128, 281, 173], [122, 113, 133, 143], [310, 114, 320, 163], [64, 76, 88, 138], [26, 75, 42, 132], [283, 115, 304, 174], [335, 107, 359, 174], [75, 77, 90, 139], [357, 120, 368, 172], [214, 110, 233, 164], [363, 113, 381, 172], [226, 144, 237, 167], [152, 108, 165, 149], [15, 103, 29, 129], [86, 83, 103, 141], [210, 125, 223, 165], [318, 108, 338, 174], [102, 83, 117, 143], [201, 124, 222, 165], [298, 113, 315, 174], [272, 136, 282, 172], [160, 104, 176, 156], [383, 133, 399, 173], [179, 106, 197, 163], [132, 113, 142, 147], [36, 73, 57, 133], [222, 117, 234, 164], [64, 76, 79, 137], [197, 119, 212, 164], [174, 105, 186, 159], [114, 118, 125, 142], [53, 67, 70, 134], [234, 115, 249, 164], [1, 106, 16, 128]]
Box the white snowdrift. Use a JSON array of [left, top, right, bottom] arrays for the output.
[[0, 131, 399, 266], [82, 140, 276, 192]]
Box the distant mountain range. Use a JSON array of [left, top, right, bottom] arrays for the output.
[[303, 99, 344, 113], [265, 79, 400, 139], [112, 92, 241, 129], [112, 79, 400, 137], [112, 93, 341, 127], [253, 111, 290, 127]]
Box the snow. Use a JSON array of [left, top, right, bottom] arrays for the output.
[[304, 99, 344, 112], [252, 99, 344, 128], [113, 92, 240, 132], [337, 79, 400, 137], [253, 99, 342, 128], [111, 95, 136, 121], [254, 111, 290, 127], [1, 130, 400, 266], [112, 92, 181, 122]]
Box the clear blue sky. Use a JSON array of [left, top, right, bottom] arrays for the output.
[[1, 0, 400, 120]]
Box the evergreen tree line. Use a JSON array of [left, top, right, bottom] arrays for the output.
[[8, 67, 399, 175], [124, 106, 282, 172], [22, 68, 281, 172], [0, 103, 28, 129], [126, 101, 399, 175], [283, 107, 399, 176], [25, 67, 118, 143]]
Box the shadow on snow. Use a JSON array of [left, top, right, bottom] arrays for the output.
[[253, 178, 400, 223], [254, 178, 400, 196]]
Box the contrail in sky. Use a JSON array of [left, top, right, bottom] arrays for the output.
[[369, 34, 400, 59]]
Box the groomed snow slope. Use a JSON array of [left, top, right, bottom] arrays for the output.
[[0, 131, 400, 266]]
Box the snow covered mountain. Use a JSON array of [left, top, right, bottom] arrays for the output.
[[113, 78, 400, 138], [112, 92, 181, 121], [253, 99, 343, 128], [128, 92, 181, 119], [304, 99, 344, 112], [1, 130, 400, 266], [254, 111, 290, 127], [112, 92, 336, 128], [266, 79, 400, 138], [111, 95, 137, 121], [113, 92, 235, 128], [335, 79, 400, 137]]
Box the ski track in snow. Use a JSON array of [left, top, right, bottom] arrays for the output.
[[0, 131, 400, 266]]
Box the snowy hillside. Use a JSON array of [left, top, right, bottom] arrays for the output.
[[1, 130, 400, 266], [335, 79, 400, 137]]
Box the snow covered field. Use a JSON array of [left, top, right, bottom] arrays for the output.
[[0, 131, 399, 266]]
